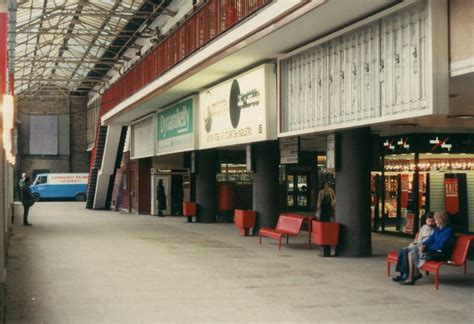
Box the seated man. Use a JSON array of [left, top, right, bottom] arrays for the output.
[[393, 213, 435, 282]]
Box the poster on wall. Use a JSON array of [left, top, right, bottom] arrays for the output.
[[444, 177, 459, 215], [280, 136, 298, 164], [198, 64, 276, 149], [157, 97, 195, 155]]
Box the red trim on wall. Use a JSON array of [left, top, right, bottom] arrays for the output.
[[99, 0, 271, 117], [0, 12, 8, 95]]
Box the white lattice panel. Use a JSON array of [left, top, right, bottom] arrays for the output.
[[280, 0, 444, 134], [131, 115, 155, 159]]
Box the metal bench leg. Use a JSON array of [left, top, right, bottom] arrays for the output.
[[286, 235, 289, 245], [278, 237, 282, 250], [387, 260, 391, 277], [259, 235, 262, 244]]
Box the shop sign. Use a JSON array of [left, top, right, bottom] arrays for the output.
[[382, 136, 413, 154], [444, 178, 459, 214], [280, 136, 299, 164], [430, 136, 452, 152], [417, 134, 474, 154], [198, 64, 276, 149], [401, 174, 409, 208], [157, 97, 195, 155]]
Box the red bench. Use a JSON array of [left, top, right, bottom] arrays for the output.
[[259, 214, 304, 250], [386, 234, 474, 289]]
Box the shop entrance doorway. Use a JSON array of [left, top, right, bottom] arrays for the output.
[[286, 172, 311, 212], [151, 169, 190, 216]]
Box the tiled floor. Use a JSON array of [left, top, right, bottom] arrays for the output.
[[5, 202, 474, 323]]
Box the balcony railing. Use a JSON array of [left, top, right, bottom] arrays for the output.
[[100, 0, 272, 117]]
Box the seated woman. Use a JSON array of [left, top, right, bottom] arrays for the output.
[[393, 213, 435, 282], [400, 211, 455, 285]]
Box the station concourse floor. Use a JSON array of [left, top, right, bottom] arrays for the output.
[[5, 202, 474, 323]]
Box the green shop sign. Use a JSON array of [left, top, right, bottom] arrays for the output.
[[157, 98, 193, 140]]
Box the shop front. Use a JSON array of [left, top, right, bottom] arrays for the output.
[[372, 134, 474, 236], [278, 135, 335, 214], [153, 96, 197, 216]]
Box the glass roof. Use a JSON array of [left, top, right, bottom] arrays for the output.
[[13, 0, 154, 96]]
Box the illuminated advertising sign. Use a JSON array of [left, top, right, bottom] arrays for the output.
[[198, 64, 276, 149], [157, 97, 195, 155]]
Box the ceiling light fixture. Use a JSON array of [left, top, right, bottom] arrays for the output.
[[447, 114, 474, 120], [390, 123, 419, 128]]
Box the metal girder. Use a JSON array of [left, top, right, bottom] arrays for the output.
[[12, 0, 168, 96]]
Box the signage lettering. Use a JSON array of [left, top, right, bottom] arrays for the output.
[[444, 178, 459, 214], [397, 137, 410, 150], [157, 97, 195, 155], [160, 107, 189, 134], [430, 136, 452, 152]]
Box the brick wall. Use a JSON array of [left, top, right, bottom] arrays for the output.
[[110, 153, 151, 214], [17, 89, 90, 177]]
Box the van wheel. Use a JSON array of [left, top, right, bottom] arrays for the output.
[[76, 193, 86, 201], [32, 193, 40, 202]]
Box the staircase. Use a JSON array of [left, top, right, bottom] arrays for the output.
[[104, 126, 128, 210], [86, 126, 108, 209]]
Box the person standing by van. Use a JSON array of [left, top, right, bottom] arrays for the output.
[[21, 176, 35, 226], [18, 172, 27, 200]]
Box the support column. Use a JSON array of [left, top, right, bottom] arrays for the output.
[[335, 127, 372, 257], [253, 141, 280, 230], [196, 149, 218, 223]]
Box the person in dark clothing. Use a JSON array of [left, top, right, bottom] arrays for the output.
[[316, 182, 336, 221], [157, 179, 167, 217], [21, 176, 35, 226]]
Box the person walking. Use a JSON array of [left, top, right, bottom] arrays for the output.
[[21, 176, 35, 226]]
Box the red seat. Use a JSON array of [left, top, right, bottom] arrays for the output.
[[421, 234, 473, 289], [259, 215, 304, 250]]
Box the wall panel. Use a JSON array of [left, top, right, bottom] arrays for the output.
[[279, 1, 444, 135]]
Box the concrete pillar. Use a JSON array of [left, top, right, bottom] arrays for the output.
[[335, 127, 372, 257], [253, 141, 280, 230], [196, 149, 218, 223]]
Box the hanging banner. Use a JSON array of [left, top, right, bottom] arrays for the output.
[[401, 174, 409, 208], [405, 213, 415, 234], [419, 173, 424, 209], [445, 177, 459, 214]]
